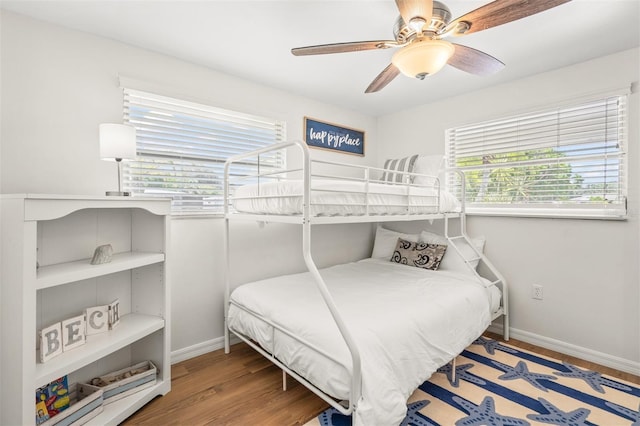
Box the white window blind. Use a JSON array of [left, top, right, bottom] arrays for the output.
[[123, 88, 285, 213], [446, 92, 628, 219]]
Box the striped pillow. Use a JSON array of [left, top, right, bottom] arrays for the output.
[[381, 155, 419, 183]]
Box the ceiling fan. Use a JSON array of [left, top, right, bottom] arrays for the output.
[[291, 0, 571, 93]]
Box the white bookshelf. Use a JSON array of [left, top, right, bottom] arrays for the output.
[[0, 194, 171, 425]]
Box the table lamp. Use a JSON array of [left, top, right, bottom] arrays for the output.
[[99, 123, 136, 196]]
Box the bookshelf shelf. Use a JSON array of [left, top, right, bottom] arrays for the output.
[[36, 252, 165, 290], [84, 380, 167, 426], [35, 313, 164, 388]]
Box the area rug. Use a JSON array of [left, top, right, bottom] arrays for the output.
[[304, 337, 640, 426]]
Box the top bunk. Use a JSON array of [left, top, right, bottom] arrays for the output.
[[224, 140, 466, 224]]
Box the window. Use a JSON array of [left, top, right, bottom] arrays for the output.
[[446, 91, 628, 219], [123, 89, 286, 213]]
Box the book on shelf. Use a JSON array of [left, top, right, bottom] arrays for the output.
[[35, 375, 70, 424]]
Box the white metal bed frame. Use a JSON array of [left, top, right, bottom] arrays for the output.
[[223, 139, 509, 418]]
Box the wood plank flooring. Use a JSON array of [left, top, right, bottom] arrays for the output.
[[123, 333, 639, 425]]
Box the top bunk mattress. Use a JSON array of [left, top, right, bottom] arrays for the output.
[[231, 179, 461, 216]]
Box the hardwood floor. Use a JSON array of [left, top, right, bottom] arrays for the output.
[[123, 333, 639, 425], [122, 343, 327, 425]]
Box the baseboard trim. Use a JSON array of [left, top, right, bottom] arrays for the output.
[[171, 335, 240, 365], [172, 328, 639, 376], [488, 324, 640, 376]]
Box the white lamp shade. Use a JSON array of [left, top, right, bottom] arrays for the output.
[[392, 39, 455, 78], [99, 123, 137, 161]]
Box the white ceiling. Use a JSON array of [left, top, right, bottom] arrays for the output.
[[2, 0, 639, 116]]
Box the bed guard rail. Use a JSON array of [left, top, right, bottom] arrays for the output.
[[223, 139, 458, 222]]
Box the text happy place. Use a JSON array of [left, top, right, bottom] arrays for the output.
[[308, 128, 361, 148]]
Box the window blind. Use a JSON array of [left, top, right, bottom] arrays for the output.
[[446, 93, 628, 218], [122, 88, 285, 213]]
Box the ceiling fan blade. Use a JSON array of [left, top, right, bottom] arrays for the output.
[[448, 43, 505, 76], [395, 0, 433, 30], [365, 64, 401, 93], [446, 0, 571, 35], [291, 40, 399, 56]]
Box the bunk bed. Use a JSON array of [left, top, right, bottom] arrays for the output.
[[223, 140, 509, 426]]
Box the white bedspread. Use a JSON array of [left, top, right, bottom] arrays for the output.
[[228, 258, 492, 426], [232, 179, 461, 216]]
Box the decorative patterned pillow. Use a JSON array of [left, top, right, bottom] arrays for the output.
[[381, 154, 419, 184], [390, 238, 415, 265], [390, 238, 447, 270]]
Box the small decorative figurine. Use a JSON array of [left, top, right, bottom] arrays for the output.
[[90, 244, 113, 265]]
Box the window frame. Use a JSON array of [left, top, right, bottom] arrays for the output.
[[445, 88, 630, 220], [121, 88, 286, 215]]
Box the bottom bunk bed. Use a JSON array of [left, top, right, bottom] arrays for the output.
[[227, 256, 502, 425]]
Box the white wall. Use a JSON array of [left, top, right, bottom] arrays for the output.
[[378, 48, 640, 369], [0, 11, 376, 354], [2, 9, 638, 372]]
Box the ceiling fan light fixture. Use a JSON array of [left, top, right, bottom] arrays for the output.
[[408, 17, 427, 33], [391, 39, 454, 79]]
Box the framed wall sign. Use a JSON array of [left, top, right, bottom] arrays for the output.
[[304, 117, 365, 156]]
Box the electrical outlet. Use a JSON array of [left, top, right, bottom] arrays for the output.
[[532, 284, 543, 300]]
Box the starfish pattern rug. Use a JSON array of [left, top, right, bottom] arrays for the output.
[[304, 337, 640, 426]]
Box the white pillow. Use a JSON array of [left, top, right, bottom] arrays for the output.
[[413, 155, 445, 186], [371, 226, 420, 259], [419, 230, 485, 274]]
